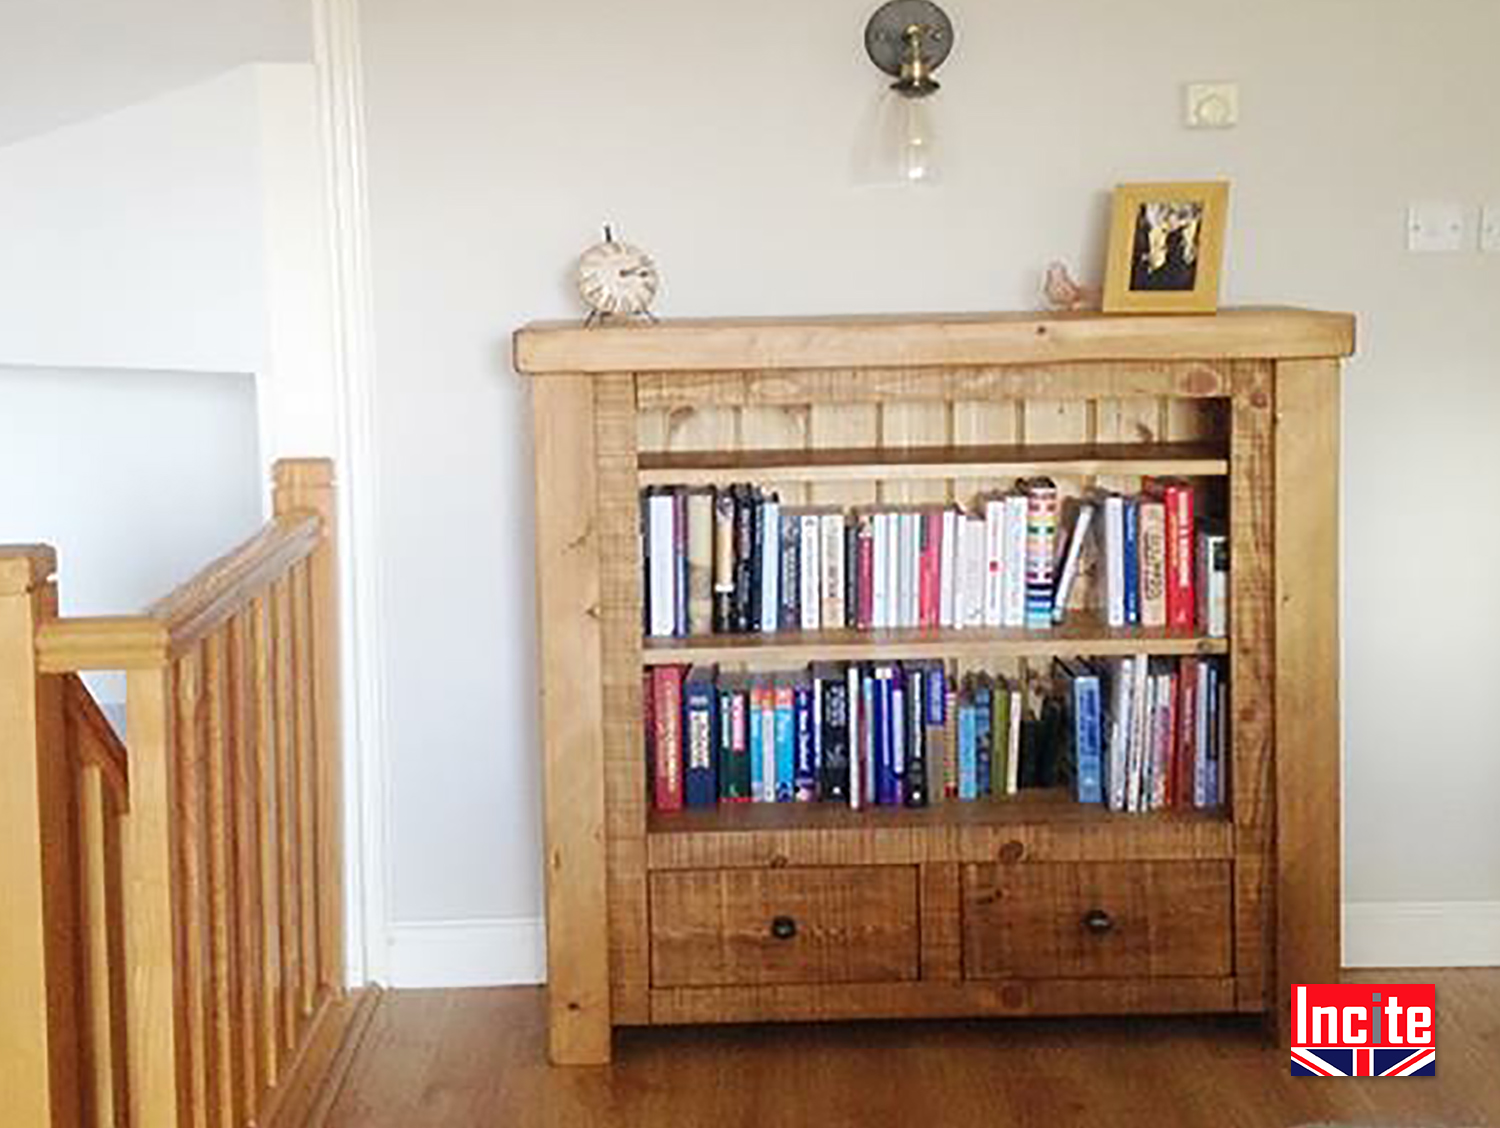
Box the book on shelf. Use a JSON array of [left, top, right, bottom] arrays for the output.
[[647, 656, 1228, 818], [641, 479, 1224, 640]]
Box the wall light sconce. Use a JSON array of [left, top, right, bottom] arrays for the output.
[[864, 0, 954, 184]]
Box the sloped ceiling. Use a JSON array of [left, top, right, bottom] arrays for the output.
[[0, 0, 311, 146]]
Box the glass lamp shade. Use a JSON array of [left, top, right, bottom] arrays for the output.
[[859, 87, 940, 185]]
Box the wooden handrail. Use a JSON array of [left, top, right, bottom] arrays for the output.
[[34, 513, 321, 674], [64, 675, 131, 812]]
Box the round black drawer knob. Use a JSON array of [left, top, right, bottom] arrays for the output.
[[770, 915, 798, 941], [1082, 909, 1114, 935]]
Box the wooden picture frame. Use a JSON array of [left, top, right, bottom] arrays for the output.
[[1102, 181, 1229, 314]]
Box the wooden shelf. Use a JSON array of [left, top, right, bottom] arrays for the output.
[[641, 618, 1228, 666], [637, 441, 1228, 487], [648, 788, 1226, 835]]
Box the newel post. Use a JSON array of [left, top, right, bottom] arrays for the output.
[[0, 547, 82, 1128], [272, 459, 345, 992]]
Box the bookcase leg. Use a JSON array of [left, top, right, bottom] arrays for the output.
[[1273, 358, 1342, 1038], [531, 376, 612, 1065]]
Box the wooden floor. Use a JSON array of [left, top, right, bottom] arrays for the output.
[[326, 970, 1500, 1127]]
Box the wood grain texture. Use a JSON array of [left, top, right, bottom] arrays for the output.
[[961, 862, 1232, 980], [1228, 362, 1276, 1012], [593, 374, 650, 1026], [1273, 359, 1342, 1022], [919, 863, 962, 981], [530, 376, 612, 1064], [515, 309, 1355, 374], [648, 867, 919, 988], [0, 551, 81, 1128], [326, 972, 1500, 1128]]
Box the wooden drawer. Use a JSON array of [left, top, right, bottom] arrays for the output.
[[649, 866, 919, 988], [961, 861, 1232, 980]]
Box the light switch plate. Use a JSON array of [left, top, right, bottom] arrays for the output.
[[1481, 205, 1500, 253], [1407, 202, 1465, 253], [1184, 82, 1239, 129]]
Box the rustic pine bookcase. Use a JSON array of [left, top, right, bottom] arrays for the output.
[[515, 309, 1354, 1064]]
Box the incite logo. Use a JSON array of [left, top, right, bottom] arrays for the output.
[[1291, 984, 1436, 1076]]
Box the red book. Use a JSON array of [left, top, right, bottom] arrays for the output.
[[856, 516, 875, 629], [652, 666, 685, 811], [920, 509, 941, 628], [1175, 658, 1197, 809], [642, 669, 655, 802], [1164, 483, 1196, 629]]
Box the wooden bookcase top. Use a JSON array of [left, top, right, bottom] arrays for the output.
[[514, 307, 1355, 374]]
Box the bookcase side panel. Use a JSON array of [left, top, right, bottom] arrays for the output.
[[1228, 361, 1276, 1013], [595, 373, 650, 1026], [531, 375, 612, 1063], [1272, 358, 1342, 1026]]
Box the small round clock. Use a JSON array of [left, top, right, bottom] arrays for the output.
[[576, 226, 659, 324]]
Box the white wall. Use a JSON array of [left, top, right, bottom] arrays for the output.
[[357, 0, 1500, 980]]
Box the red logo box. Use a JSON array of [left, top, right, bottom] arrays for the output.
[[1291, 983, 1436, 1076]]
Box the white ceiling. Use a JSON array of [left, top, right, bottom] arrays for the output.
[[0, 0, 311, 146]]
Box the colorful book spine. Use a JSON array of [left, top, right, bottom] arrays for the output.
[[847, 664, 863, 810], [873, 667, 893, 804], [721, 678, 751, 802], [1138, 497, 1168, 629], [1073, 669, 1104, 804], [651, 666, 684, 811], [1024, 478, 1059, 628], [1174, 659, 1197, 811], [1122, 498, 1141, 627], [749, 678, 768, 802], [1198, 527, 1229, 638], [712, 489, 735, 632], [856, 515, 875, 629], [958, 696, 977, 801], [919, 510, 941, 629], [778, 511, 800, 631], [1165, 483, 1196, 629], [890, 667, 907, 803], [683, 666, 718, 808], [794, 679, 816, 801], [773, 680, 795, 802], [974, 676, 993, 798]]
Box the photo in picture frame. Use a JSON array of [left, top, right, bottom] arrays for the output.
[[1102, 181, 1229, 313]]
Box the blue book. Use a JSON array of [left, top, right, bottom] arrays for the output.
[[682, 666, 718, 808], [1073, 671, 1104, 804], [773, 680, 795, 802], [793, 680, 816, 801], [1122, 497, 1140, 626], [874, 667, 894, 805], [861, 668, 876, 807], [974, 676, 993, 798], [749, 678, 764, 802], [925, 661, 946, 726], [958, 700, 977, 801]]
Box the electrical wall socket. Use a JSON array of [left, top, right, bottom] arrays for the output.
[[1184, 82, 1239, 129], [1407, 202, 1465, 253], [1481, 205, 1500, 253]]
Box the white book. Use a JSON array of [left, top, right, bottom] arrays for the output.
[[894, 516, 918, 630], [887, 514, 903, 627], [960, 515, 986, 628], [1005, 687, 1023, 795], [982, 497, 1006, 627], [1103, 495, 1127, 628], [891, 512, 908, 628], [1128, 655, 1151, 812], [872, 513, 890, 629], [760, 497, 780, 633], [939, 508, 958, 628], [1108, 658, 1132, 812], [1051, 503, 1095, 624], [647, 492, 677, 637], [847, 665, 862, 810], [799, 514, 821, 631], [1002, 494, 1029, 627], [1199, 530, 1229, 638], [820, 512, 846, 629]]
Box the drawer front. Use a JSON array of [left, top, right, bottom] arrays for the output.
[[962, 861, 1232, 980], [650, 866, 919, 988]]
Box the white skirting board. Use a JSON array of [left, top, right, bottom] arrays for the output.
[[386, 918, 546, 988], [1344, 901, 1500, 968]]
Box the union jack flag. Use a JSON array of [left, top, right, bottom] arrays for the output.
[[1290, 1047, 1436, 1076]]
